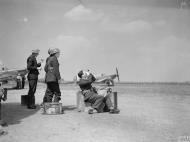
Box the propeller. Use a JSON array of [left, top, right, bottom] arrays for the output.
[[116, 67, 120, 82]]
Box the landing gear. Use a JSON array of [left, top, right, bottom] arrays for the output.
[[22, 77, 25, 89]]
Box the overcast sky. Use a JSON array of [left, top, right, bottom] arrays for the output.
[[0, 0, 190, 82]]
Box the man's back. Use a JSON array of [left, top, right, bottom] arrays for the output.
[[45, 55, 61, 82]]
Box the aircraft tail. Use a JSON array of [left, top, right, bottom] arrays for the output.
[[0, 64, 8, 72]]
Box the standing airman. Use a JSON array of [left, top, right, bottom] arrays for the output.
[[44, 48, 61, 103], [27, 49, 41, 109]]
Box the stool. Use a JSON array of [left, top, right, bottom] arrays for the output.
[[112, 92, 118, 110], [76, 91, 91, 112]]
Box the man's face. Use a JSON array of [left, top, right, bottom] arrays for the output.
[[55, 52, 60, 58], [33, 53, 39, 57]]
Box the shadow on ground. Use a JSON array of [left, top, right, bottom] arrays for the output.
[[1, 103, 40, 126]]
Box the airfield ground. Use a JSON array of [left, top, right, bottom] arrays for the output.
[[0, 83, 190, 142]]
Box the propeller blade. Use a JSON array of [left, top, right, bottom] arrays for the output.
[[116, 67, 120, 82]]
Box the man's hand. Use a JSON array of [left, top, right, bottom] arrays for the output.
[[37, 62, 41, 67], [48, 67, 54, 72]]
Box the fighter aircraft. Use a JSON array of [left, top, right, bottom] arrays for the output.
[[73, 68, 120, 86], [94, 68, 120, 86], [0, 64, 28, 89]]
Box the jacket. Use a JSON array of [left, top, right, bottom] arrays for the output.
[[78, 73, 96, 91], [44, 55, 61, 83], [27, 54, 41, 80]]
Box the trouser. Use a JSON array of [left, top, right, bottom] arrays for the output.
[[44, 82, 61, 103], [27, 79, 37, 107], [83, 90, 113, 113], [103, 94, 113, 112]]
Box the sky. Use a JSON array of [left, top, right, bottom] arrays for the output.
[[0, 0, 190, 82]]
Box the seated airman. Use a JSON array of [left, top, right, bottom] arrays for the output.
[[77, 70, 119, 114]]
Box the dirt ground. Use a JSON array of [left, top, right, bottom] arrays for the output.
[[0, 83, 190, 142]]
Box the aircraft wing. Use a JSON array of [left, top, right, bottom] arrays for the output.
[[0, 68, 28, 82], [95, 74, 117, 83], [16, 69, 28, 76], [95, 77, 109, 83]]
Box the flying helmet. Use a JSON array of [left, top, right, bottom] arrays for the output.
[[50, 48, 60, 55], [32, 49, 40, 54]]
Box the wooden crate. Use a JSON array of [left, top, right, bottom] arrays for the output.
[[43, 102, 63, 115]]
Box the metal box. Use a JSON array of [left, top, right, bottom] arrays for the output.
[[21, 95, 28, 106]]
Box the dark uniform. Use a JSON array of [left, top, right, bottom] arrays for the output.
[[27, 54, 41, 108], [44, 55, 61, 102], [78, 72, 113, 113]]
